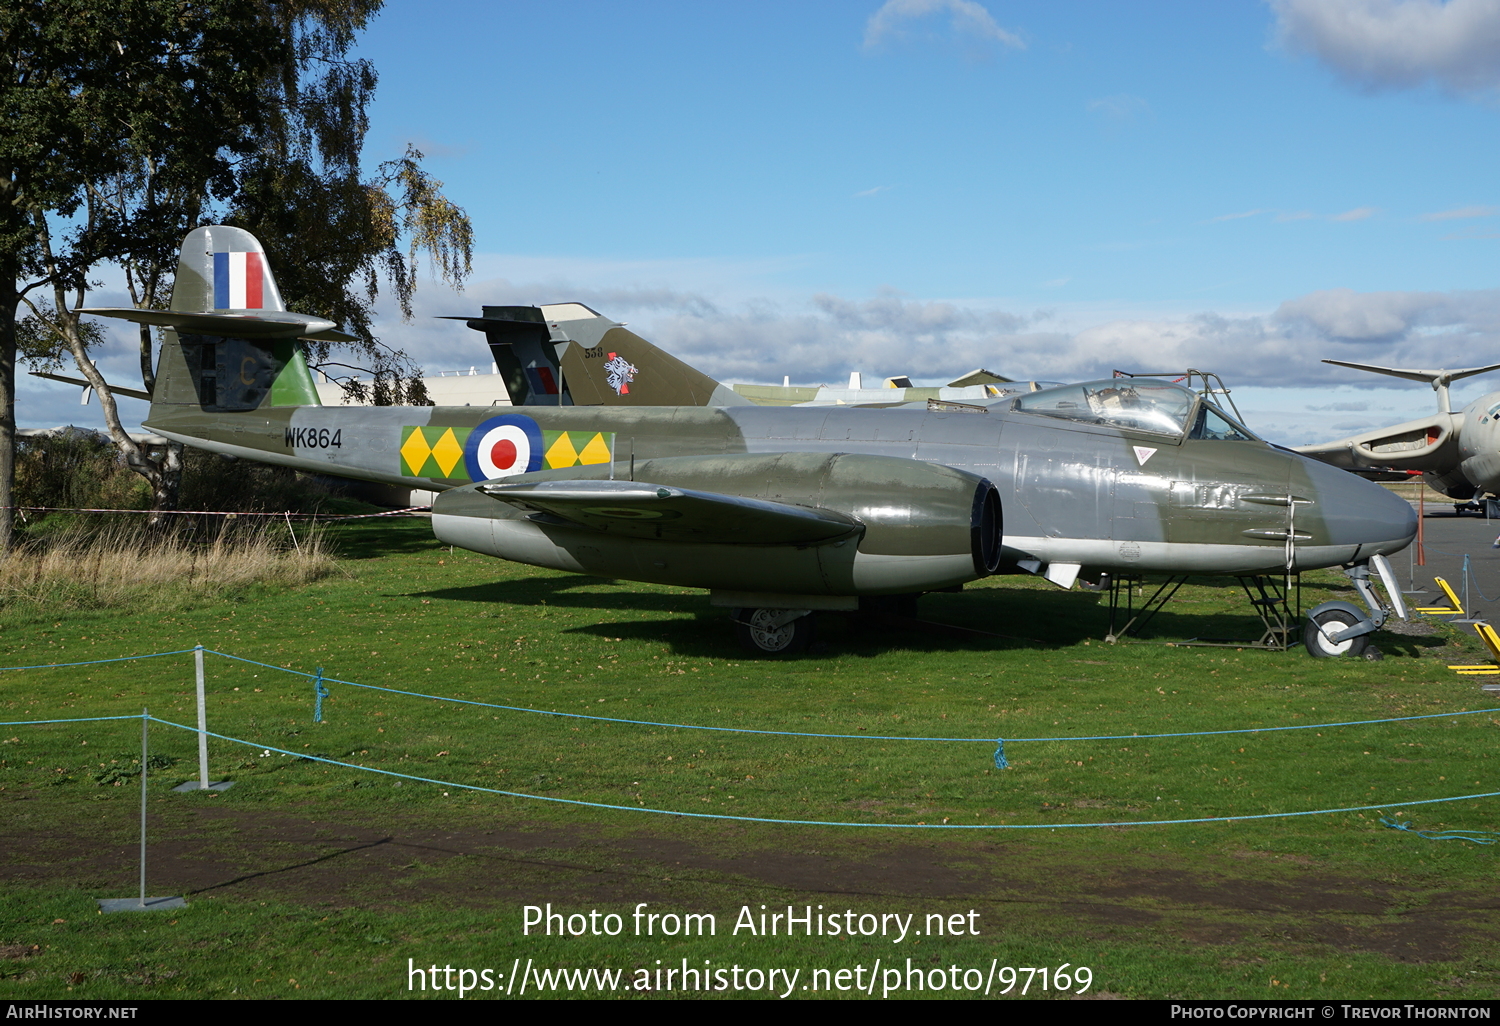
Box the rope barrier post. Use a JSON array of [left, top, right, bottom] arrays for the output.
[[1464, 554, 1472, 616], [98, 710, 184, 912], [172, 646, 232, 793], [1418, 488, 1426, 566], [139, 709, 147, 903], [195, 646, 208, 788]]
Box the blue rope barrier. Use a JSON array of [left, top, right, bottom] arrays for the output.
[[0, 649, 196, 673], [141, 714, 1500, 831], [205, 649, 992, 742], [201, 648, 1500, 749], [0, 715, 146, 727], [1464, 553, 1500, 604], [1380, 816, 1500, 845]]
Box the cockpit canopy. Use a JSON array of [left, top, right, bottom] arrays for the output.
[[1010, 379, 1259, 442]]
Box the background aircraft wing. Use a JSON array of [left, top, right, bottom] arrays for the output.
[[1294, 414, 1457, 472], [477, 478, 860, 544]]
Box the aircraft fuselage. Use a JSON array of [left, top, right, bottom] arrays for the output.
[[147, 397, 1415, 581]]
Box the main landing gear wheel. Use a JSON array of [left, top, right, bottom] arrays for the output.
[[1303, 608, 1369, 659], [733, 608, 814, 656]]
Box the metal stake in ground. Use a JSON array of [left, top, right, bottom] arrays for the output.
[[98, 709, 185, 913], [172, 645, 232, 792]]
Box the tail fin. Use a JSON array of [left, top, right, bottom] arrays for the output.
[[85, 226, 337, 418], [447, 302, 751, 407], [170, 224, 286, 313]]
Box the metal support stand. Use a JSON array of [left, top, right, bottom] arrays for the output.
[[1452, 554, 1486, 625], [1105, 573, 1302, 650], [172, 645, 232, 792], [1227, 574, 1300, 650], [1104, 574, 1182, 642], [99, 710, 186, 913]]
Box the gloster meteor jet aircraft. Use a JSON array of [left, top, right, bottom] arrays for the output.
[[86, 227, 1417, 655]]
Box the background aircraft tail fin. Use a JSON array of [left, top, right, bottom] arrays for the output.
[[448, 302, 751, 407], [1323, 358, 1500, 415]]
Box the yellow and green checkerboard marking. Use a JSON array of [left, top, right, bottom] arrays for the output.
[[400, 426, 471, 479], [542, 430, 614, 469], [398, 425, 616, 480]]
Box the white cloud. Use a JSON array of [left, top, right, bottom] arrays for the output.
[[1421, 205, 1499, 220], [1274, 284, 1500, 342], [342, 276, 1500, 402], [854, 185, 893, 198], [1207, 209, 1272, 223], [37, 256, 1500, 449], [1086, 94, 1152, 124], [1330, 205, 1379, 221], [1272, 0, 1500, 97], [1441, 226, 1500, 240], [863, 0, 1024, 52]]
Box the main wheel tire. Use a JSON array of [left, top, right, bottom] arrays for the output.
[[734, 608, 814, 656], [1304, 608, 1369, 658]]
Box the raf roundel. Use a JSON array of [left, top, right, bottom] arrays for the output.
[[464, 414, 543, 482]]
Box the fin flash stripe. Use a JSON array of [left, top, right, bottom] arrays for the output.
[[213, 251, 265, 310]]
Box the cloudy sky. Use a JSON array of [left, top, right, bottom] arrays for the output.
[[26, 0, 1500, 445]]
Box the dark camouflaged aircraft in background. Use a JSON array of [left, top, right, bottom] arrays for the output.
[[84, 228, 1416, 656]]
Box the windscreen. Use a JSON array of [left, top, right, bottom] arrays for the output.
[[1190, 403, 1260, 442], [1011, 379, 1197, 437]]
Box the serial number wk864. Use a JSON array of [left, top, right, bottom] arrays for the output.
[[284, 427, 342, 449]]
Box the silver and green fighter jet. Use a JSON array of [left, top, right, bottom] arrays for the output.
[[89, 227, 1417, 656]]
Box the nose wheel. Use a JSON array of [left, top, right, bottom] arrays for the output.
[[1303, 607, 1370, 658]]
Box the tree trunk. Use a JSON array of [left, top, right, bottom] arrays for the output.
[[0, 277, 17, 554], [0, 231, 21, 553], [138, 321, 156, 394]]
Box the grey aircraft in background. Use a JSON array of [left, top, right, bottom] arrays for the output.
[[1296, 359, 1500, 511]]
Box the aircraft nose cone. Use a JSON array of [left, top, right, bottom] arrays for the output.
[[1299, 456, 1416, 557]]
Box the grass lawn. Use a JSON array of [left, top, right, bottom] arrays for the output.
[[2, 519, 1497, 1000]]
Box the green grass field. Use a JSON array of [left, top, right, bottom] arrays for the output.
[[2, 519, 1497, 1000]]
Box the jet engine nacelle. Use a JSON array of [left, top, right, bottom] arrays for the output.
[[1426, 465, 1479, 501], [432, 452, 1002, 596]]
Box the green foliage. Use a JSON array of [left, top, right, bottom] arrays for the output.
[[15, 307, 106, 374], [219, 5, 472, 402], [0, 0, 286, 281], [178, 448, 337, 516], [14, 432, 148, 517], [13, 435, 343, 527]]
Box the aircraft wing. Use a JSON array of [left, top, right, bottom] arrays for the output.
[[1294, 413, 1460, 472], [477, 478, 861, 543], [29, 371, 152, 402]]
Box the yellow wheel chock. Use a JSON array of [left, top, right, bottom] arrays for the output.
[[1415, 577, 1468, 617], [1448, 622, 1500, 675]]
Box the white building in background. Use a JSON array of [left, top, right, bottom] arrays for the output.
[[313, 364, 513, 407]]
